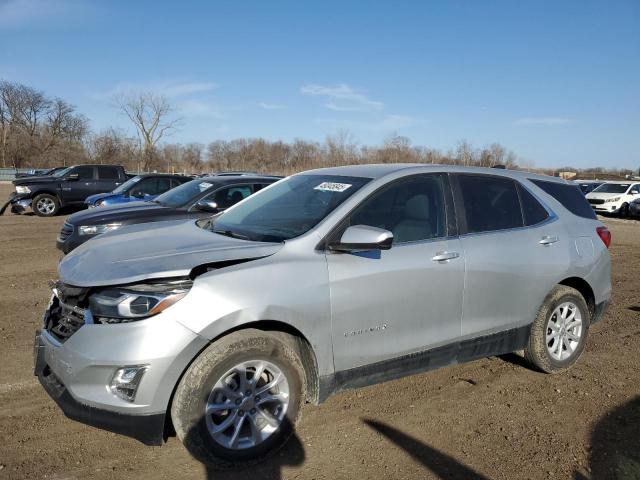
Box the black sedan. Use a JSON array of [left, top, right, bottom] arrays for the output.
[[56, 174, 281, 253]]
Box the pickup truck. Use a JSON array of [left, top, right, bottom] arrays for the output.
[[8, 164, 130, 217]]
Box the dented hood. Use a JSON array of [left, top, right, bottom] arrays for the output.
[[58, 219, 283, 287]]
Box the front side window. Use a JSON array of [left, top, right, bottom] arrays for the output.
[[212, 175, 371, 242], [69, 166, 94, 180], [346, 175, 446, 244], [457, 175, 523, 233], [210, 185, 253, 209]]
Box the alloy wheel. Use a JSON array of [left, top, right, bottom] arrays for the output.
[[205, 359, 290, 450], [36, 197, 56, 215], [546, 302, 583, 361]]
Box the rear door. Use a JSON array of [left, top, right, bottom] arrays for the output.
[[328, 174, 465, 372], [452, 174, 568, 338], [96, 166, 123, 193]]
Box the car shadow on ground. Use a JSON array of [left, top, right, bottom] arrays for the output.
[[628, 306, 640, 313], [190, 418, 305, 480], [362, 418, 490, 479], [575, 395, 640, 480]]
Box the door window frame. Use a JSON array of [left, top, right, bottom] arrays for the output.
[[319, 172, 458, 251]]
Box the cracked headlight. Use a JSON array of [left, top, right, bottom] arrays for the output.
[[16, 186, 30, 194], [78, 223, 122, 236], [89, 280, 192, 322]]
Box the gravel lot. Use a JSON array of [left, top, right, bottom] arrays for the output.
[[0, 183, 638, 480]]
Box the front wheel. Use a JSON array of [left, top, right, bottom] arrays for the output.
[[619, 202, 629, 217], [32, 194, 60, 217], [171, 329, 305, 468], [524, 285, 590, 373]]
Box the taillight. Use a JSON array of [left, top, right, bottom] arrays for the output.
[[596, 226, 611, 249]]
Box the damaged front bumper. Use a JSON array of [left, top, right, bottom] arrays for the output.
[[6, 192, 33, 214]]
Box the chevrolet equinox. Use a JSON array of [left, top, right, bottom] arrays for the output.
[[34, 164, 611, 467]]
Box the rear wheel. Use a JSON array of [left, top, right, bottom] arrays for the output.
[[171, 329, 305, 468], [32, 194, 60, 217], [524, 285, 590, 373]]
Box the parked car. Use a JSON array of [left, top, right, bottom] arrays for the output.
[[84, 173, 191, 208], [576, 181, 603, 195], [628, 197, 640, 217], [10, 164, 129, 216], [35, 165, 611, 467], [586, 181, 640, 216], [56, 174, 281, 253]]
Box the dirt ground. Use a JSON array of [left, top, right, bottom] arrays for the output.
[[0, 182, 638, 480]]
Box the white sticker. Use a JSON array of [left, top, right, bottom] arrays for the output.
[[314, 182, 352, 193], [198, 182, 213, 192]]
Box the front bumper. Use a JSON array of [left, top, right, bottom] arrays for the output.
[[9, 194, 32, 214], [34, 309, 209, 445]]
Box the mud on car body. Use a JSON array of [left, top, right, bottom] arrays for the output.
[[35, 164, 611, 467]]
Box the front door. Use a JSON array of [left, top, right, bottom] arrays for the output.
[[61, 166, 97, 203], [327, 174, 465, 373]]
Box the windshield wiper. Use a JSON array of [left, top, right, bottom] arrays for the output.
[[213, 229, 250, 240]]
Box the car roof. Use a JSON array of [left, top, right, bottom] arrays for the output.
[[134, 173, 190, 178], [301, 163, 570, 184], [197, 174, 283, 184]]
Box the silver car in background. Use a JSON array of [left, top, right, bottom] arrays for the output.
[[34, 164, 611, 467]]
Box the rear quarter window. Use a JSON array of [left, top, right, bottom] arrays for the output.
[[529, 179, 596, 220]]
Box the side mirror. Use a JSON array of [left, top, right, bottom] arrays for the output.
[[329, 225, 393, 253], [66, 173, 79, 181], [195, 199, 219, 213]]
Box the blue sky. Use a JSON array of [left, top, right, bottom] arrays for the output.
[[1, 0, 638, 169]]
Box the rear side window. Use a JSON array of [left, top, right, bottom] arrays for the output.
[[97, 166, 120, 180], [457, 175, 523, 233], [517, 183, 549, 226], [530, 179, 596, 220]]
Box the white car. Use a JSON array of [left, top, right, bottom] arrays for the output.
[[586, 181, 640, 216]]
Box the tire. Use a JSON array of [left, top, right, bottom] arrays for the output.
[[524, 285, 590, 373], [171, 329, 306, 468], [32, 194, 60, 217], [619, 203, 629, 217]]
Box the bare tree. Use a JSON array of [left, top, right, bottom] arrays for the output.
[[114, 92, 180, 171]]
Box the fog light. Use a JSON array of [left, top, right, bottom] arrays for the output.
[[110, 365, 147, 402]]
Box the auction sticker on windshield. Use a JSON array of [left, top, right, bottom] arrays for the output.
[[314, 182, 352, 192], [198, 182, 213, 192]]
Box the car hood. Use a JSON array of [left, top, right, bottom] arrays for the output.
[[85, 192, 115, 204], [58, 219, 283, 287], [66, 200, 163, 224], [586, 192, 626, 200], [13, 175, 59, 186]]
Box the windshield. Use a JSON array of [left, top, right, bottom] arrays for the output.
[[52, 167, 72, 177], [592, 183, 630, 194], [212, 174, 371, 242], [112, 176, 141, 194], [154, 178, 217, 208]]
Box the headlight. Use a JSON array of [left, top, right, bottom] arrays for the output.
[[95, 199, 105, 207], [78, 223, 122, 236], [15, 186, 30, 194], [89, 280, 192, 322], [605, 197, 621, 203]]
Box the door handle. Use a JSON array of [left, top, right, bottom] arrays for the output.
[[432, 251, 460, 262], [539, 235, 559, 245]]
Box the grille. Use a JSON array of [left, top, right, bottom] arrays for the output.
[[588, 199, 605, 205], [45, 283, 88, 341], [58, 221, 74, 242]]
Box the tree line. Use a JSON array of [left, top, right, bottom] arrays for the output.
[[0, 79, 634, 178]]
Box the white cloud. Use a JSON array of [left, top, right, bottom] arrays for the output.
[[258, 102, 285, 110], [95, 80, 218, 100], [514, 117, 572, 126], [301, 83, 384, 111]]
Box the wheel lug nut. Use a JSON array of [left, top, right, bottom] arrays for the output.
[[239, 410, 244, 416], [235, 398, 242, 405], [250, 408, 256, 414], [255, 395, 260, 401], [245, 390, 252, 396]]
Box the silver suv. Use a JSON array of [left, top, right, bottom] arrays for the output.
[[34, 164, 611, 467]]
